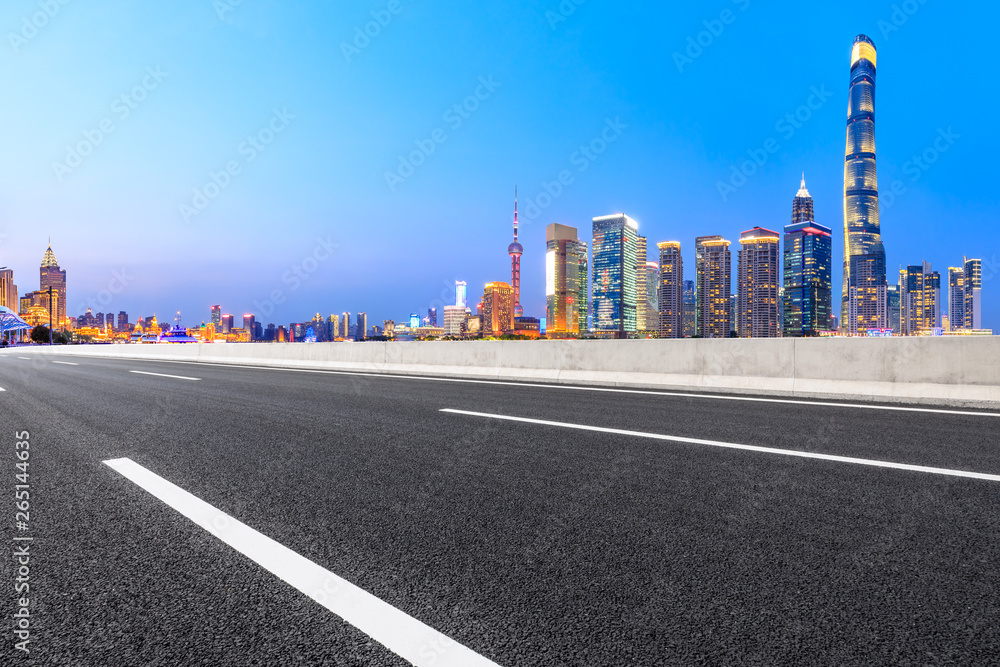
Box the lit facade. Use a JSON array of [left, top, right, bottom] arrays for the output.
[[682, 280, 695, 338], [545, 223, 588, 335], [948, 267, 965, 331], [357, 312, 368, 339], [508, 190, 523, 318], [738, 228, 780, 338], [847, 248, 888, 335], [887, 284, 901, 333], [211, 305, 221, 327], [964, 257, 982, 330], [39, 244, 67, 329], [900, 262, 941, 335], [636, 235, 649, 331], [443, 305, 467, 335], [842, 35, 886, 333], [783, 179, 833, 337], [221, 314, 234, 334], [695, 236, 731, 339], [657, 242, 683, 338], [0, 268, 17, 312], [455, 281, 468, 309], [482, 281, 514, 336], [592, 214, 639, 336]]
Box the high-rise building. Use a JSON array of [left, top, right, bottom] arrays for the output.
[[508, 190, 524, 318], [695, 236, 731, 338], [482, 281, 514, 336], [964, 257, 983, 330], [737, 227, 780, 338], [117, 311, 129, 332], [427, 308, 438, 327], [443, 306, 467, 335], [211, 305, 222, 327], [682, 280, 695, 338], [243, 314, 257, 339], [0, 268, 17, 312], [221, 314, 234, 334], [842, 35, 887, 333], [356, 312, 368, 340], [901, 262, 941, 335], [545, 223, 589, 336], [948, 267, 965, 332], [848, 248, 889, 335], [646, 262, 659, 314], [341, 312, 351, 338], [409, 313, 420, 328], [783, 178, 833, 337], [592, 214, 639, 336], [657, 243, 683, 338], [328, 314, 339, 340], [40, 244, 67, 329], [455, 281, 468, 309], [383, 320, 395, 338], [887, 284, 901, 333], [636, 235, 649, 331]]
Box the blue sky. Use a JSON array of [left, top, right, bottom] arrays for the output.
[[0, 0, 996, 330]]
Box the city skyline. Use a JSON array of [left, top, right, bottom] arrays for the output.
[[0, 3, 996, 330]]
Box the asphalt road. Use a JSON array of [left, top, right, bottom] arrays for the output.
[[2, 351, 1000, 666]]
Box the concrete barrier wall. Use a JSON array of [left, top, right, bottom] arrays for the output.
[[6, 337, 1000, 408]]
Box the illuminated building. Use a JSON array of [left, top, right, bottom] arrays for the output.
[[887, 284, 901, 333], [964, 257, 983, 330], [508, 189, 524, 318], [462, 316, 481, 336], [847, 247, 888, 335], [219, 314, 233, 334], [243, 314, 257, 339], [682, 280, 695, 338], [636, 235, 649, 331], [276, 326, 289, 342], [20, 289, 60, 328], [409, 313, 419, 328], [900, 262, 940, 335], [356, 312, 368, 340], [843, 35, 887, 332], [646, 261, 659, 314], [783, 178, 833, 336], [948, 267, 965, 332], [328, 314, 340, 340], [39, 243, 67, 329], [211, 305, 221, 327], [0, 268, 17, 312], [443, 306, 467, 336], [695, 236, 731, 338], [545, 223, 588, 336], [482, 281, 514, 336], [117, 311, 129, 332], [340, 312, 350, 338], [738, 228, 780, 338], [455, 281, 468, 309], [383, 320, 396, 338], [592, 214, 639, 336], [657, 242, 683, 338], [427, 308, 437, 327]]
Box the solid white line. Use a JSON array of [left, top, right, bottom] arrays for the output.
[[52, 361, 78, 366], [441, 409, 1000, 483], [17, 357, 31, 360], [129, 370, 200, 381], [102, 458, 500, 667], [57, 356, 1000, 418]]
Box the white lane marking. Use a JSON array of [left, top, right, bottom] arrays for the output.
[[442, 409, 1000, 483], [54, 356, 1000, 418], [52, 361, 78, 366], [0, 387, 5, 392], [129, 370, 200, 381], [17, 357, 31, 360], [102, 458, 501, 667]]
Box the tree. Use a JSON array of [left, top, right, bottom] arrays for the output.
[[30, 326, 50, 344]]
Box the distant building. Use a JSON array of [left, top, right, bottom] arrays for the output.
[[455, 281, 468, 309], [427, 308, 437, 327], [221, 314, 234, 334], [682, 280, 695, 338], [948, 267, 965, 332], [783, 178, 833, 337], [964, 257, 983, 330], [341, 312, 351, 338], [646, 261, 659, 316], [509, 190, 524, 318], [39, 244, 68, 329], [900, 262, 941, 335], [482, 281, 515, 336], [409, 313, 420, 329], [383, 320, 395, 338], [695, 236, 731, 338], [211, 305, 222, 328], [545, 223, 588, 336], [886, 284, 901, 334], [738, 227, 780, 338], [443, 306, 467, 336], [636, 235, 649, 332], [243, 314, 257, 339], [327, 314, 339, 340], [356, 312, 368, 340], [657, 242, 683, 338], [117, 311, 129, 332], [0, 268, 18, 312], [592, 214, 639, 336], [847, 245, 889, 335]]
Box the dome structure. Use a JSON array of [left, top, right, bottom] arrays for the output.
[[507, 242, 523, 256]]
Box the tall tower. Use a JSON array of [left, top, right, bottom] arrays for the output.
[[695, 236, 731, 339], [40, 243, 67, 330], [545, 223, 588, 336], [508, 188, 523, 318], [657, 242, 683, 339], [592, 214, 639, 337], [737, 227, 780, 338], [843, 35, 886, 332], [784, 176, 833, 336]]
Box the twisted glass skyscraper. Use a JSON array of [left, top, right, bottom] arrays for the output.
[[843, 35, 887, 332]]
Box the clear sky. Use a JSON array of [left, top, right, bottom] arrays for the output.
[[0, 0, 996, 330]]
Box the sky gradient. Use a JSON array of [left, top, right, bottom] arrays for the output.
[[0, 0, 996, 330]]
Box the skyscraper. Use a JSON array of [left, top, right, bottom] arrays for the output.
[[783, 178, 833, 337], [636, 235, 649, 331], [737, 227, 780, 338], [645, 262, 659, 315], [341, 312, 351, 338], [545, 223, 589, 336], [482, 281, 514, 336], [695, 236, 731, 339], [948, 267, 965, 332], [0, 268, 17, 312], [887, 284, 901, 333], [964, 257, 983, 330], [682, 280, 695, 338], [508, 189, 523, 318], [327, 314, 339, 340], [455, 281, 468, 309], [117, 311, 129, 332], [221, 314, 234, 334], [848, 248, 889, 334], [211, 305, 222, 327], [843, 35, 887, 333], [40, 244, 67, 329], [657, 242, 683, 338], [592, 214, 639, 337], [356, 312, 368, 339], [901, 262, 941, 335], [243, 314, 257, 338], [427, 308, 437, 327]]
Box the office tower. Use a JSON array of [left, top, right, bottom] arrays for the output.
[[407, 313, 418, 328], [455, 281, 468, 309], [220, 314, 234, 334], [964, 257, 982, 330], [900, 262, 941, 335], [592, 214, 639, 336], [383, 320, 395, 338], [117, 311, 129, 332], [356, 312, 368, 339], [783, 178, 833, 337], [948, 267, 965, 331], [427, 308, 438, 327], [211, 305, 221, 327], [39, 243, 67, 329], [265, 323, 276, 341], [682, 280, 695, 338], [243, 314, 257, 338], [508, 190, 524, 318], [327, 314, 339, 340], [482, 281, 514, 336], [646, 262, 659, 313], [657, 243, 683, 338], [545, 223, 589, 335], [695, 236, 731, 338], [737, 228, 780, 338], [843, 35, 887, 332], [443, 306, 467, 335], [848, 248, 889, 334], [887, 284, 901, 333], [341, 312, 351, 338], [0, 268, 17, 311], [636, 235, 649, 331]]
